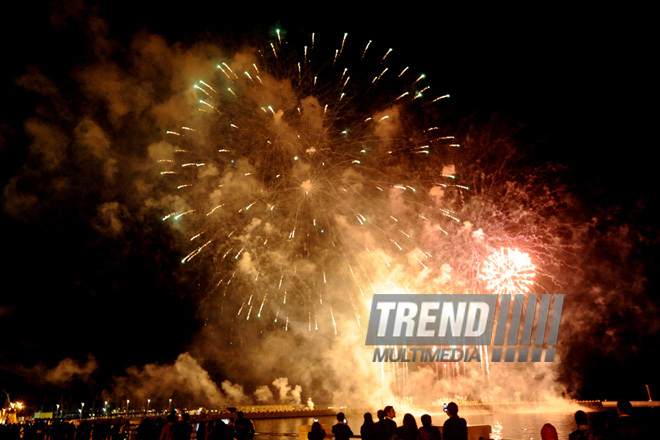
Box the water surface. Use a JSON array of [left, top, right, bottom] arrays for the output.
[[250, 410, 593, 440]]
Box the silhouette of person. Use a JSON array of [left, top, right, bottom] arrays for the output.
[[204, 420, 215, 440], [441, 403, 466, 440], [307, 422, 326, 440], [416, 414, 440, 440], [540, 423, 557, 440], [172, 413, 192, 440], [196, 417, 206, 440], [360, 413, 374, 440], [136, 418, 154, 440], [607, 400, 647, 439], [371, 410, 387, 440], [158, 414, 176, 440], [207, 420, 230, 440], [332, 413, 353, 440], [393, 414, 417, 440], [234, 412, 255, 440], [568, 410, 590, 440], [381, 407, 397, 440]]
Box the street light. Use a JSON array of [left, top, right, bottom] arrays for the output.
[[126, 399, 130, 416], [81, 402, 85, 419], [147, 399, 150, 414]]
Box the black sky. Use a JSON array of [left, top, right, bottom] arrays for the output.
[[1, 2, 658, 406], [2, 3, 655, 197]]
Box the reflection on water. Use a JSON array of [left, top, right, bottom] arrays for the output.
[[251, 410, 608, 440], [466, 411, 575, 439]]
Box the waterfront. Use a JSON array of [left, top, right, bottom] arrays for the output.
[[252, 410, 580, 440], [4, 402, 657, 440], [249, 406, 654, 440]]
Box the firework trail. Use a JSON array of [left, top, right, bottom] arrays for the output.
[[158, 31, 466, 333]]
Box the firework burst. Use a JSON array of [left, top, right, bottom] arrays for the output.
[[157, 30, 466, 333], [479, 247, 536, 295]]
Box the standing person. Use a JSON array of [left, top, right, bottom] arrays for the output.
[[607, 400, 647, 439], [416, 414, 440, 440], [234, 412, 255, 440], [331, 413, 353, 440], [151, 418, 164, 440], [172, 413, 192, 440], [196, 417, 207, 440], [393, 414, 417, 440], [381, 407, 397, 440], [203, 421, 215, 440], [540, 424, 557, 440], [136, 419, 154, 440], [207, 420, 229, 440], [158, 414, 176, 440], [225, 419, 235, 440], [568, 410, 590, 440], [307, 422, 326, 440], [442, 403, 466, 440], [360, 413, 374, 440], [371, 410, 386, 440]]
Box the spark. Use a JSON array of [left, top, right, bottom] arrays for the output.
[[361, 40, 372, 59], [182, 239, 213, 264], [432, 94, 451, 102], [190, 231, 207, 241], [199, 100, 215, 110], [217, 64, 231, 79], [198, 80, 216, 93], [159, 31, 497, 333], [381, 48, 393, 63], [372, 68, 388, 84], [395, 92, 410, 101], [194, 84, 212, 99], [339, 33, 348, 55]]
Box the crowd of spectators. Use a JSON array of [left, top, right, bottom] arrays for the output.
[[0, 410, 251, 440]]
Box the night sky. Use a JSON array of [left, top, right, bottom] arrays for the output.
[[1, 2, 658, 409]]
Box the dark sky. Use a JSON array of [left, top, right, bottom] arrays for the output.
[[1, 2, 658, 408]]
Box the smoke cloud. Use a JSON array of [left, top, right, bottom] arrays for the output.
[[111, 353, 224, 406], [5, 354, 98, 387], [2, 1, 658, 409]]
